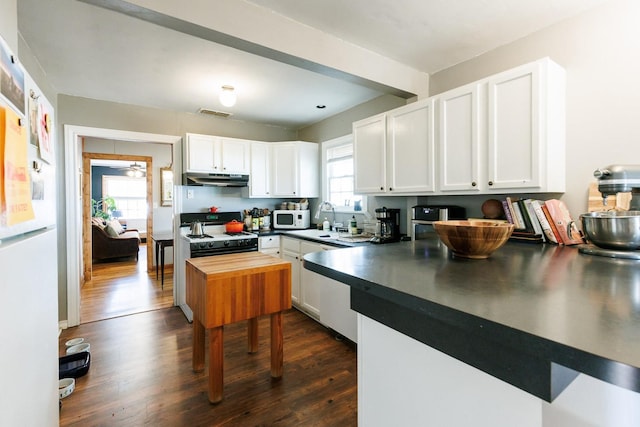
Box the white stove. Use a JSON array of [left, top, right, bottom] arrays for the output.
[[176, 212, 259, 321], [180, 224, 258, 257]]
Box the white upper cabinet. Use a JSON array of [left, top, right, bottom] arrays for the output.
[[354, 99, 436, 195], [387, 99, 436, 194], [437, 83, 482, 192], [355, 57, 566, 196], [185, 133, 250, 175], [354, 113, 387, 194], [249, 141, 271, 197], [437, 58, 565, 194], [485, 58, 565, 192], [271, 142, 298, 196], [220, 137, 251, 174], [249, 140, 319, 198]]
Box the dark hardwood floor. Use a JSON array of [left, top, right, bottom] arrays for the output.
[[61, 252, 358, 426]]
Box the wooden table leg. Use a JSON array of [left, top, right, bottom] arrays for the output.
[[192, 316, 205, 373], [270, 311, 283, 378], [209, 326, 224, 404], [247, 317, 258, 353]]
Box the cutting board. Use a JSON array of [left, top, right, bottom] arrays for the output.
[[587, 182, 631, 212]]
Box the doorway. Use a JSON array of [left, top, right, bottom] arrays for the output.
[[64, 125, 182, 328], [83, 152, 153, 281]]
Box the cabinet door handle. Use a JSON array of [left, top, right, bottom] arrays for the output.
[[488, 181, 493, 186], [389, 187, 393, 191], [380, 186, 384, 191], [471, 181, 477, 187]]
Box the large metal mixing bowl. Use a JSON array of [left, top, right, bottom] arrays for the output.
[[580, 211, 640, 250]]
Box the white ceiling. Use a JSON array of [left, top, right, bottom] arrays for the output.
[[16, 0, 609, 129]]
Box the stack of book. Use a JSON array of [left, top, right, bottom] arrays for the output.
[[500, 198, 585, 245]]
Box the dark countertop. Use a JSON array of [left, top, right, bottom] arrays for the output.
[[303, 238, 640, 401]]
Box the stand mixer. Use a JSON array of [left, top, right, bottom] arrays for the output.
[[593, 165, 640, 209], [579, 165, 640, 259]]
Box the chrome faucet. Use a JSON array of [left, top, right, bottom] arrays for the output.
[[315, 201, 336, 229]]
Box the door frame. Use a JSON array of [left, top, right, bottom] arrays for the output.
[[64, 125, 181, 327], [83, 152, 153, 281]]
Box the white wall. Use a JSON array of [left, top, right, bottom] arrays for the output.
[[429, 0, 640, 218]]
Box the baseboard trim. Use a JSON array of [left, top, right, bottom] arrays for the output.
[[59, 320, 68, 334]]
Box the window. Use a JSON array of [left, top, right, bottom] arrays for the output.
[[102, 175, 147, 219], [322, 135, 364, 212]]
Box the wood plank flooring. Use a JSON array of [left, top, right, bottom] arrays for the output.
[[62, 251, 358, 426], [82, 245, 173, 323]]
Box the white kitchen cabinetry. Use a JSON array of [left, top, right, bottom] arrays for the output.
[[280, 237, 323, 320], [280, 237, 301, 306], [185, 133, 250, 175], [353, 99, 436, 195], [249, 141, 271, 197], [485, 58, 565, 192], [387, 99, 436, 194], [258, 235, 280, 256], [299, 241, 328, 319], [437, 58, 566, 194], [354, 113, 387, 193], [271, 141, 319, 198], [438, 82, 483, 192]]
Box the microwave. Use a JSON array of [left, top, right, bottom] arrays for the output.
[[273, 210, 311, 229], [411, 205, 466, 240]]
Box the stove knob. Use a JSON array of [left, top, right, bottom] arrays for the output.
[[224, 240, 230, 247], [199, 242, 207, 249], [208, 242, 215, 248]]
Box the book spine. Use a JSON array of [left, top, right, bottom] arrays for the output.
[[531, 200, 558, 244], [516, 199, 535, 233], [505, 197, 522, 228], [541, 203, 564, 244], [523, 199, 545, 241], [511, 200, 527, 230], [501, 200, 514, 225]]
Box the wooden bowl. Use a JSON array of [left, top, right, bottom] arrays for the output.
[[433, 220, 515, 259]]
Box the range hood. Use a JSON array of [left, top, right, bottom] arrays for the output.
[[183, 172, 249, 187]]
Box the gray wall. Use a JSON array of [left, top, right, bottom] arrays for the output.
[[298, 94, 406, 143]]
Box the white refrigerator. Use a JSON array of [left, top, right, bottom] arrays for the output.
[[0, 47, 59, 426]]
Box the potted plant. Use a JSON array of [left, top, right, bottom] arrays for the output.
[[91, 196, 117, 220]]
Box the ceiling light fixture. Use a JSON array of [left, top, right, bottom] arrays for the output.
[[219, 85, 236, 107], [124, 162, 145, 178]]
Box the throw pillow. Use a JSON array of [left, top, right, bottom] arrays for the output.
[[104, 224, 119, 237], [108, 219, 124, 235]]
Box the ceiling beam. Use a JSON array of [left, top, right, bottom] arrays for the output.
[[79, 0, 429, 99]]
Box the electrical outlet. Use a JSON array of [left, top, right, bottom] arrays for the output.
[[187, 189, 194, 199]]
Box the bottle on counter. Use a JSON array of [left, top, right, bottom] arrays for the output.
[[350, 215, 358, 235], [322, 217, 330, 232]]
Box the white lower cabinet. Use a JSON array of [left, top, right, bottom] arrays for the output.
[[280, 237, 323, 320], [258, 235, 280, 256], [280, 236, 357, 341], [280, 237, 301, 307], [299, 241, 325, 319]]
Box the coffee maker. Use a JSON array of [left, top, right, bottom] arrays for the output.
[[370, 207, 401, 244]]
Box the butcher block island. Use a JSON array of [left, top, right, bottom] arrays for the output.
[[186, 252, 292, 403]]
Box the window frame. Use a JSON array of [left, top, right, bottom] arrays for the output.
[[321, 134, 365, 214], [101, 175, 148, 219]]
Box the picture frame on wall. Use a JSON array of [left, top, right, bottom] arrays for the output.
[[160, 167, 173, 207]]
